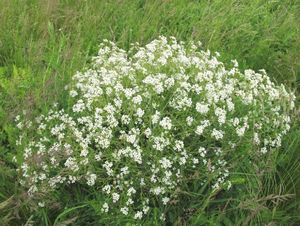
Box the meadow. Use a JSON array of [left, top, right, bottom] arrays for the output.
[[0, 0, 299, 225]]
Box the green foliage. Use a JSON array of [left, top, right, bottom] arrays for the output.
[[0, 0, 299, 225]]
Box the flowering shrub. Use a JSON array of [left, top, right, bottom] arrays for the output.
[[15, 36, 295, 222]]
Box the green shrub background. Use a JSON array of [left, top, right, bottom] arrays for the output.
[[0, 0, 299, 225]]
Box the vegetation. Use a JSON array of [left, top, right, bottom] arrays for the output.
[[0, 0, 299, 225]]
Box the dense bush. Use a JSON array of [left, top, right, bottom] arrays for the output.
[[15, 37, 295, 224]]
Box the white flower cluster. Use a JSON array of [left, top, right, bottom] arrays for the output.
[[15, 36, 295, 221]]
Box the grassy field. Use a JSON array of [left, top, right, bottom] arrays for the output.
[[0, 0, 299, 225]]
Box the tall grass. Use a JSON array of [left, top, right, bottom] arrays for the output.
[[0, 0, 299, 225]]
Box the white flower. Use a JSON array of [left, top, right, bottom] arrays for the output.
[[232, 117, 240, 126], [196, 102, 209, 114], [192, 158, 199, 165], [144, 128, 152, 138], [136, 108, 144, 118], [159, 117, 172, 130], [196, 125, 205, 135], [152, 111, 160, 124], [155, 85, 164, 94], [72, 99, 85, 112], [198, 147, 207, 157], [95, 152, 102, 161], [164, 77, 175, 88], [162, 197, 170, 205], [142, 205, 150, 214], [120, 207, 129, 215], [159, 157, 172, 169], [80, 148, 88, 157], [211, 129, 224, 140], [153, 136, 170, 151], [64, 157, 79, 172], [134, 211, 143, 219], [174, 140, 184, 151], [121, 115, 131, 124], [195, 120, 210, 135], [70, 90, 78, 97], [124, 88, 135, 98], [160, 213, 166, 222], [68, 175, 77, 184], [132, 95, 143, 105], [261, 147, 268, 154], [127, 187, 137, 196], [186, 116, 194, 126], [86, 173, 97, 186], [101, 203, 109, 213], [126, 198, 134, 205], [102, 184, 111, 194], [112, 193, 120, 203], [236, 127, 246, 137], [232, 59, 238, 67], [151, 186, 164, 195], [38, 202, 45, 208], [215, 107, 226, 124]]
